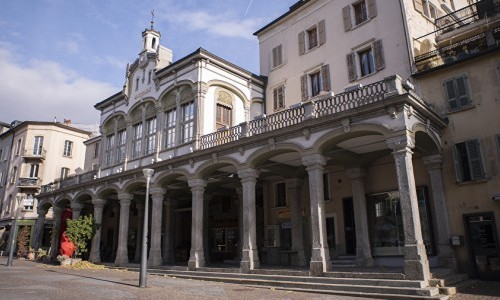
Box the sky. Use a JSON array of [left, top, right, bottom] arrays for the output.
[[0, 0, 297, 125]]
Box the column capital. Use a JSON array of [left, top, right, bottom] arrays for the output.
[[150, 187, 166, 197], [285, 178, 303, 189], [188, 178, 207, 191], [386, 133, 415, 152], [301, 153, 326, 170], [117, 192, 134, 201], [71, 201, 84, 211], [237, 168, 259, 182], [422, 154, 443, 170], [92, 198, 106, 208], [346, 167, 367, 180]]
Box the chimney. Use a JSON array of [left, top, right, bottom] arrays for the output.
[[63, 119, 72, 125]]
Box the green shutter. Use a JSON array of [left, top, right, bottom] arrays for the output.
[[466, 140, 484, 180]]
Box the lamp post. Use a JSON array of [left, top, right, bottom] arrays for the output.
[[7, 197, 23, 266], [139, 168, 154, 288]]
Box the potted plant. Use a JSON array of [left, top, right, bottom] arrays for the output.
[[65, 214, 94, 265], [57, 254, 71, 266]]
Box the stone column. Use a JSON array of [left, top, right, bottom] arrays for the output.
[[285, 178, 306, 267], [237, 168, 260, 273], [32, 207, 48, 250], [235, 187, 243, 262], [346, 168, 374, 267], [49, 206, 63, 259], [71, 202, 83, 220], [134, 201, 144, 263], [203, 193, 213, 264], [149, 187, 166, 267], [423, 154, 457, 270], [112, 205, 120, 257], [89, 199, 106, 263], [187, 178, 207, 270], [115, 193, 133, 266], [387, 134, 430, 281], [162, 197, 174, 264], [302, 154, 331, 276]]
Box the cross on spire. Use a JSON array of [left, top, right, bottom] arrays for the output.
[[150, 9, 155, 30]]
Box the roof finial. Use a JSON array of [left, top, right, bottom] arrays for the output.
[[150, 9, 155, 30]]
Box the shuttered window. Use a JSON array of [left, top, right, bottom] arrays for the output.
[[444, 75, 471, 111], [452, 139, 485, 182], [298, 20, 326, 55], [272, 45, 283, 68], [300, 64, 331, 100], [273, 85, 285, 111], [343, 0, 377, 31], [347, 39, 384, 81]]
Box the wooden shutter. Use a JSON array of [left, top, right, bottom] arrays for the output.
[[451, 144, 464, 181], [455, 76, 471, 107], [466, 140, 484, 180], [321, 64, 331, 92], [342, 6, 352, 32], [298, 31, 305, 55], [414, 0, 423, 13], [373, 39, 385, 70], [444, 79, 459, 110], [318, 20, 326, 45], [272, 45, 282, 68], [346, 52, 357, 82], [367, 0, 377, 19], [300, 75, 308, 101]]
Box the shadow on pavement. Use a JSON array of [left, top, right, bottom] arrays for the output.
[[44, 268, 139, 288]]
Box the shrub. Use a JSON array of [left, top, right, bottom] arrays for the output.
[[65, 215, 94, 258]]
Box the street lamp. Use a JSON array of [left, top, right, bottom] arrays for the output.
[[7, 197, 23, 266], [139, 168, 154, 288]]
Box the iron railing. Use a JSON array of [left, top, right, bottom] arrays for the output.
[[41, 170, 97, 192], [435, 0, 499, 35], [18, 177, 42, 188]]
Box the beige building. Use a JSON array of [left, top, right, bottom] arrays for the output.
[[0, 121, 92, 253], [33, 0, 499, 297]]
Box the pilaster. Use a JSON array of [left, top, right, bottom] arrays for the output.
[[115, 193, 133, 266]]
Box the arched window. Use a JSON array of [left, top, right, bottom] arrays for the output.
[[152, 37, 156, 49], [216, 90, 233, 130]]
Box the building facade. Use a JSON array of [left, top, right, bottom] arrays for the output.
[[34, 0, 499, 284]]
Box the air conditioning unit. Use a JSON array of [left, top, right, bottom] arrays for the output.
[[345, 83, 363, 92]]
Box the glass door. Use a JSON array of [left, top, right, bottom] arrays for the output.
[[33, 136, 44, 155]]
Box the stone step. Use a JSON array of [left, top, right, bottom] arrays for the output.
[[325, 270, 406, 280]]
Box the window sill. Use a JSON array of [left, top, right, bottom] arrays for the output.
[[352, 18, 371, 30], [446, 104, 475, 115], [62, 155, 73, 159], [456, 178, 490, 186], [304, 44, 322, 55], [271, 63, 285, 72], [358, 70, 378, 81]]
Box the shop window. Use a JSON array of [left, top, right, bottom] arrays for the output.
[[275, 182, 287, 207], [452, 139, 485, 182]]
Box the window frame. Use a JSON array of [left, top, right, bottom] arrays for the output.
[[132, 122, 143, 158], [145, 116, 157, 155], [181, 101, 195, 144], [309, 70, 322, 97], [105, 134, 115, 166], [306, 25, 319, 50], [272, 84, 286, 112], [63, 140, 73, 157], [117, 129, 126, 162], [60, 167, 70, 180], [216, 104, 232, 130], [353, 0, 368, 26], [164, 108, 177, 149], [93, 142, 100, 158], [15, 139, 22, 156], [443, 74, 472, 112], [29, 164, 39, 178], [33, 136, 44, 155], [452, 139, 486, 183]]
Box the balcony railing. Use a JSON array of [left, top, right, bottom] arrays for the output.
[[415, 26, 500, 73], [200, 80, 388, 150], [40, 169, 97, 193], [18, 177, 42, 188], [22, 148, 47, 159], [435, 0, 500, 35]]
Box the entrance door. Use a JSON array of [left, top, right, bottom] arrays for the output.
[[464, 213, 500, 280], [343, 198, 356, 255], [326, 215, 337, 259]]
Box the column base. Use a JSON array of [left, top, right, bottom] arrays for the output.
[[148, 249, 162, 267], [404, 259, 431, 281], [89, 252, 101, 263], [114, 250, 129, 266], [240, 249, 259, 273], [309, 260, 331, 276], [188, 251, 205, 271]]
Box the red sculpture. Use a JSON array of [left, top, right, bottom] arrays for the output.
[[59, 208, 76, 257]]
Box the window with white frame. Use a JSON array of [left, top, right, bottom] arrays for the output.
[[343, 0, 377, 31], [117, 130, 126, 162], [164, 108, 176, 149], [275, 182, 287, 207], [132, 123, 143, 158], [33, 136, 44, 155], [181, 101, 195, 143], [444, 75, 472, 111], [300, 64, 331, 101], [63, 140, 73, 157], [105, 134, 115, 165], [60, 167, 70, 180], [272, 44, 284, 69], [452, 139, 485, 182], [347, 39, 385, 82], [216, 104, 231, 130], [29, 164, 39, 178], [145, 117, 157, 155], [298, 20, 326, 55], [23, 194, 34, 211], [273, 85, 285, 111]]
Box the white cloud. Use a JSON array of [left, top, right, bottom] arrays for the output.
[[0, 46, 116, 124]]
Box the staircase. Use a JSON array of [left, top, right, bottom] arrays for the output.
[[112, 264, 473, 299]]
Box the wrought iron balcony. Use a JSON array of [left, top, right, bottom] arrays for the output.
[[435, 0, 500, 35], [18, 177, 42, 188], [22, 148, 47, 160]]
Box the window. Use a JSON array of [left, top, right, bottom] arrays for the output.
[[323, 173, 331, 201], [145, 117, 157, 155], [275, 182, 287, 207], [216, 104, 232, 130], [300, 64, 331, 101], [298, 20, 326, 55], [132, 123, 143, 158], [444, 75, 471, 111], [117, 130, 126, 162], [358, 48, 375, 77], [15, 139, 21, 156], [105, 134, 115, 165], [136, 78, 139, 91], [273, 85, 285, 111], [414, 0, 440, 19], [93, 142, 100, 158], [23, 194, 34, 211], [353, 0, 368, 25], [33, 136, 44, 155], [60, 167, 70, 180], [0, 172, 3, 186], [164, 108, 176, 149], [272, 45, 283, 69], [343, 0, 377, 31], [181, 101, 195, 143], [63, 140, 73, 157], [452, 139, 485, 182], [10, 166, 17, 184], [347, 39, 384, 82], [29, 164, 39, 178]]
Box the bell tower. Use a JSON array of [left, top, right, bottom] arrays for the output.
[[141, 10, 161, 54]]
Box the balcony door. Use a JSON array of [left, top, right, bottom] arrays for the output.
[[33, 136, 44, 155]]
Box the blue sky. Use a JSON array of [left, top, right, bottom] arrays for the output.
[[0, 0, 296, 124]]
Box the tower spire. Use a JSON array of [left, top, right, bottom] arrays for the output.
[[150, 9, 155, 30]]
